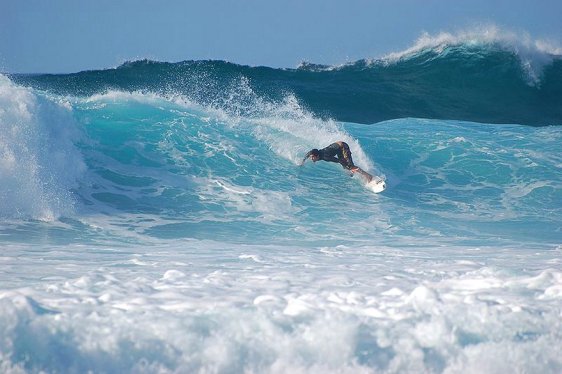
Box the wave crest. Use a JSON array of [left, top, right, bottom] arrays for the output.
[[10, 27, 562, 126], [380, 26, 562, 85]]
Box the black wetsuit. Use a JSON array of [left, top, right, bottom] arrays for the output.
[[317, 142, 356, 170]]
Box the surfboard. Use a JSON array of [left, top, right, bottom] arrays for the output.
[[350, 167, 385, 193], [366, 177, 386, 193]]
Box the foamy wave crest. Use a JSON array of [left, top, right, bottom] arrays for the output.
[[0, 75, 85, 220], [200, 76, 377, 171], [381, 25, 562, 84]]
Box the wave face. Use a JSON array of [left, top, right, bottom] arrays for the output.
[[1, 32, 562, 373], [1, 79, 559, 244], [11, 38, 562, 126]]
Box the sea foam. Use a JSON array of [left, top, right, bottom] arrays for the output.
[[0, 75, 85, 220]]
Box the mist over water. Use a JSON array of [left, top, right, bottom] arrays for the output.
[[1, 29, 561, 373]]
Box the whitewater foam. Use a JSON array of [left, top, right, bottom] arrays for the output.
[[0, 75, 85, 221], [1, 241, 561, 373]]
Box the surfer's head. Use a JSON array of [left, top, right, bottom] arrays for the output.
[[307, 149, 320, 162]]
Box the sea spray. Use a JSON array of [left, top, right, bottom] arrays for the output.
[[0, 75, 85, 220]]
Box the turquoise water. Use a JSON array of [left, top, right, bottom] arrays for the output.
[[1, 36, 561, 373]]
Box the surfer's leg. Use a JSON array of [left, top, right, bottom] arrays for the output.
[[341, 143, 353, 164], [351, 167, 373, 182], [339, 143, 357, 170], [339, 143, 372, 181]]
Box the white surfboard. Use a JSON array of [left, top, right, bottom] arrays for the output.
[[366, 176, 386, 193], [350, 167, 386, 193]]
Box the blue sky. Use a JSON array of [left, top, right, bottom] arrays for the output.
[[2, 0, 562, 73]]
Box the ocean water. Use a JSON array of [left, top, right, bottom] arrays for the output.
[[1, 31, 562, 373]]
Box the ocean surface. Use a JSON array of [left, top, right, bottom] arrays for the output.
[[1, 32, 561, 373]]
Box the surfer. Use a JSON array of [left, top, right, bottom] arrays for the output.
[[301, 141, 373, 182]]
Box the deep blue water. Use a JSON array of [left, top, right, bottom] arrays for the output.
[[12, 43, 562, 126]]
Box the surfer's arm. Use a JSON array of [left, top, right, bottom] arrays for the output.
[[300, 151, 313, 165]]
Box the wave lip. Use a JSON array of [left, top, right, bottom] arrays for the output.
[[379, 26, 561, 85], [0, 75, 85, 221], [382, 26, 562, 59]]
